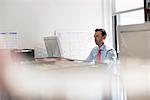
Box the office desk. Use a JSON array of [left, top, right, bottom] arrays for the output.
[[1, 58, 118, 100]]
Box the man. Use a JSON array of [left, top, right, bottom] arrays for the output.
[[85, 29, 117, 99], [85, 28, 117, 71]]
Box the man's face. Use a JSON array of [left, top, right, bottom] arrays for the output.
[[94, 31, 105, 46]]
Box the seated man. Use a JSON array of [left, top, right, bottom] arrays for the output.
[[84, 29, 118, 99], [85, 28, 117, 72]]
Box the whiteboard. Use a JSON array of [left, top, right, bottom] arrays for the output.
[[55, 30, 95, 60]]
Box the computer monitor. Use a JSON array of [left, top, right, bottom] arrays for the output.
[[44, 36, 62, 58]]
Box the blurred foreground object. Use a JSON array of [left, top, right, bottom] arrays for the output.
[[118, 23, 150, 100], [1, 56, 120, 100]]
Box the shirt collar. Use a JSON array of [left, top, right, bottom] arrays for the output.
[[99, 43, 105, 51]]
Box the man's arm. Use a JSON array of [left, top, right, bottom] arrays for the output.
[[107, 49, 117, 63], [105, 49, 117, 73], [85, 48, 94, 63]]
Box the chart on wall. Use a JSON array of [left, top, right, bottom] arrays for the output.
[[55, 30, 95, 60], [0, 32, 19, 49]]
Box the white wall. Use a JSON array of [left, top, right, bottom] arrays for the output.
[[0, 0, 112, 49]]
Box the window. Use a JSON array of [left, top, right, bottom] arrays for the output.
[[115, 0, 144, 12], [115, 0, 144, 25], [119, 9, 145, 25], [113, 0, 145, 54]]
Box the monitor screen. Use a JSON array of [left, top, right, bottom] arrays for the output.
[[44, 36, 62, 58]]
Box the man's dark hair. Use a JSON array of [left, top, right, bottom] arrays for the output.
[[95, 28, 107, 36]]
